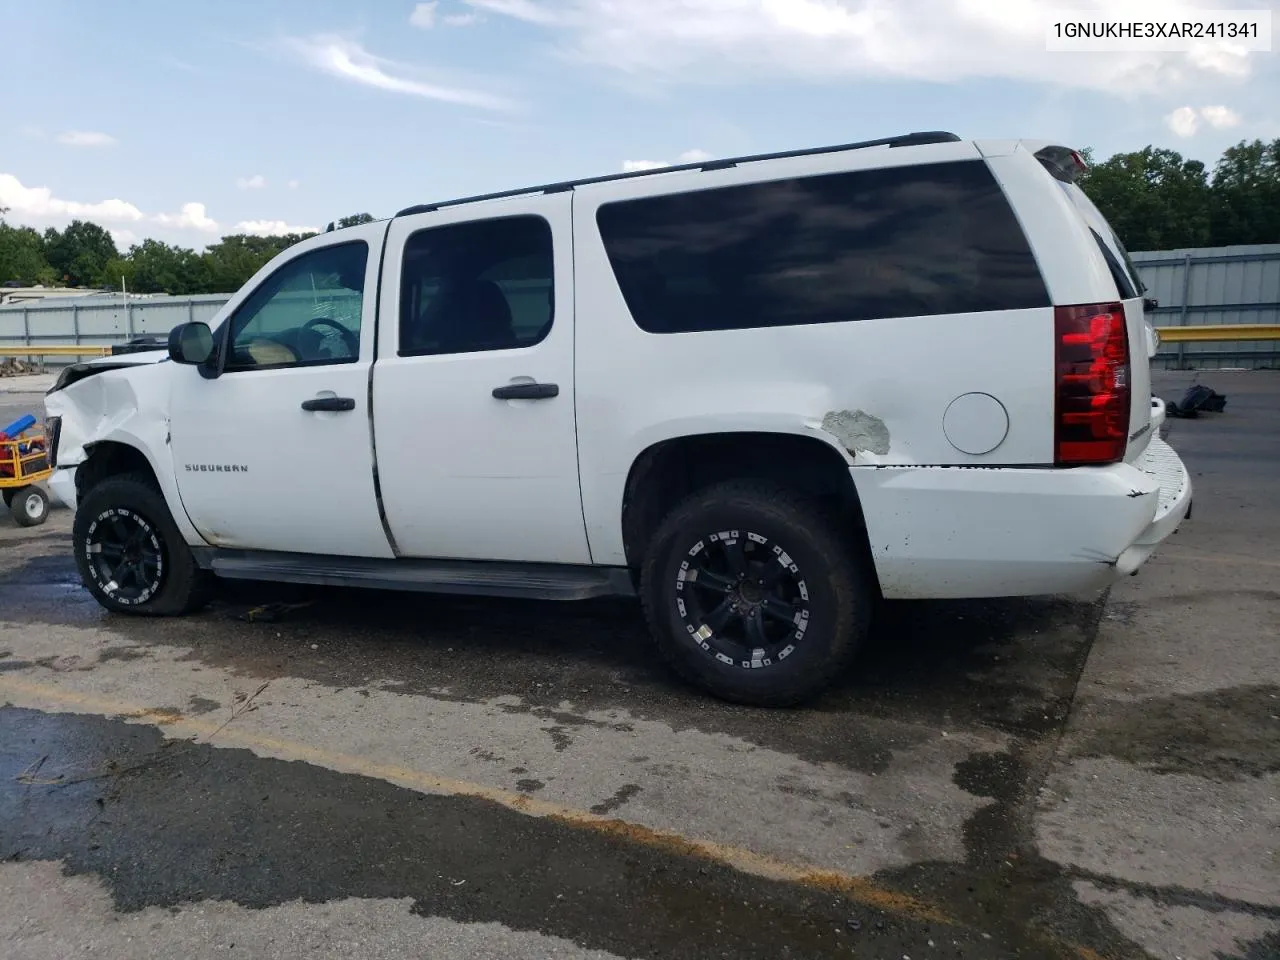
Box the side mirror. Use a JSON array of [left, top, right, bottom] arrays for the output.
[[168, 322, 214, 366]]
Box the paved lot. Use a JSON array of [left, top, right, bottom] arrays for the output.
[[0, 371, 1276, 959]]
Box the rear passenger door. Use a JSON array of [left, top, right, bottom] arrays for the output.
[[372, 194, 592, 564]]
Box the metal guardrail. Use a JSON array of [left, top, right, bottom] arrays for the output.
[[0, 345, 113, 357], [1155, 324, 1280, 343]]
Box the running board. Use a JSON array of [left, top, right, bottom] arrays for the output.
[[200, 550, 636, 601]]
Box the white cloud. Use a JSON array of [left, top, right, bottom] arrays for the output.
[[0, 174, 327, 245], [288, 179, 300, 190], [154, 202, 219, 233], [410, 2, 437, 28], [1166, 106, 1200, 137], [235, 219, 321, 237], [1199, 105, 1242, 129], [1, 173, 224, 240], [677, 148, 713, 163], [622, 148, 714, 172], [0, 173, 144, 223], [465, 0, 1263, 93], [285, 35, 514, 110], [622, 160, 670, 172], [1165, 104, 1244, 137], [1186, 44, 1250, 79], [161, 55, 204, 74], [467, 0, 559, 25], [236, 174, 268, 190], [414, 2, 479, 27], [56, 130, 117, 148]]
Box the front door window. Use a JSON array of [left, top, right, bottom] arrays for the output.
[[223, 241, 369, 372]]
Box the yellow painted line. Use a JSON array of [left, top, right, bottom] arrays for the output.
[[0, 674, 950, 926], [0, 344, 113, 356], [1155, 323, 1280, 343]]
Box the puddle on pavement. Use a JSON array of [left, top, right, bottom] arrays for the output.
[[1070, 684, 1280, 781], [0, 548, 1104, 777], [0, 548, 1158, 957], [870, 738, 1151, 960], [2, 706, 1045, 960]]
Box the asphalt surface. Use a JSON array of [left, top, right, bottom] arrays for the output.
[[0, 370, 1277, 959]]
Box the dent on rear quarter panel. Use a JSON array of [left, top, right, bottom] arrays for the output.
[[820, 410, 891, 457]]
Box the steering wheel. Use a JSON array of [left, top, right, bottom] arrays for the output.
[[302, 317, 359, 358]]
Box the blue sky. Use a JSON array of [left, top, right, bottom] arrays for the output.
[[1, 0, 1275, 250]]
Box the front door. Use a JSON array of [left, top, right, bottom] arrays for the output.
[[372, 193, 591, 564], [169, 223, 394, 558]]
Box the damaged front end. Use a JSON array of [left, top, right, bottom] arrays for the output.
[[42, 350, 172, 512], [46, 348, 170, 398]]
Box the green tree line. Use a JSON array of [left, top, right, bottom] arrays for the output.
[[3, 137, 1279, 295], [1078, 139, 1279, 250], [0, 212, 375, 294]]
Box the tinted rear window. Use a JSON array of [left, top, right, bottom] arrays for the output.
[[596, 160, 1049, 334], [1091, 228, 1139, 300], [1062, 182, 1147, 297]]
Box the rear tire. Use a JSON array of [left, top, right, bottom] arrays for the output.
[[9, 486, 49, 527], [73, 473, 212, 616], [640, 480, 873, 707]]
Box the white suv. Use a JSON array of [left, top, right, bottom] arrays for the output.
[[43, 131, 1192, 706]]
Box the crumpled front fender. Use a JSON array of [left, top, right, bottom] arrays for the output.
[[44, 363, 206, 547]]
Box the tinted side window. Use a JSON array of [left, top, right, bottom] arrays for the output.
[[1061, 182, 1147, 296], [400, 215, 554, 357], [224, 241, 368, 372], [1091, 229, 1138, 300], [596, 161, 1049, 334]]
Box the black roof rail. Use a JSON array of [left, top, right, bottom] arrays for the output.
[[394, 130, 962, 217]]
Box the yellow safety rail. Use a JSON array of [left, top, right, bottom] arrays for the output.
[[1155, 324, 1280, 343], [0, 345, 112, 357]]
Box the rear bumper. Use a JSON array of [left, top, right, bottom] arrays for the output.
[[1114, 436, 1192, 575], [853, 437, 1192, 599]]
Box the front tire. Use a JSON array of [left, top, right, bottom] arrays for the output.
[[640, 480, 873, 707], [73, 473, 211, 616]]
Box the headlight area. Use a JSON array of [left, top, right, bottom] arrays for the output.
[[48, 362, 100, 395], [43, 416, 61, 469]]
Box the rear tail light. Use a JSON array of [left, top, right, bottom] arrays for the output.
[[1055, 303, 1130, 465]]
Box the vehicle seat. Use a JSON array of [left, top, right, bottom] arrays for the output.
[[454, 279, 516, 351], [531, 284, 555, 342]]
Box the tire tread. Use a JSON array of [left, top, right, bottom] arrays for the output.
[[73, 471, 211, 617], [639, 479, 872, 707]]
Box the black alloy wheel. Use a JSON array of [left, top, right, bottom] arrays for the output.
[[82, 507, 165, 606], [675, 529, 812, 671], [641, 480, 873, 706], [73, 472, 212, 616]]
